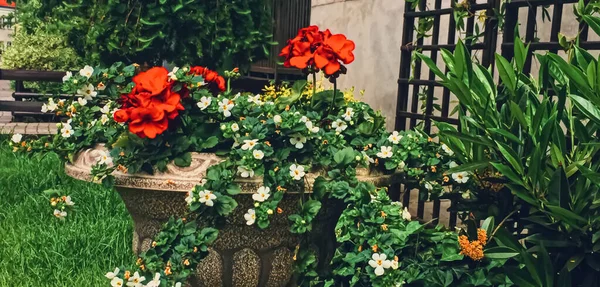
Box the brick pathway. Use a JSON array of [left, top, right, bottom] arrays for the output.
[[0, 122, 56, 135], [0, 80, 57, 135]]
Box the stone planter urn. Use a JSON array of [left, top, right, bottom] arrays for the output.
[[65, 145, 399, 287]]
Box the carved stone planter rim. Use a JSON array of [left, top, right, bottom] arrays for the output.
[[64, 145, 400, 193]]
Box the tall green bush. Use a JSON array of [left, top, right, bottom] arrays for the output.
[[14, 0, 275, 70]]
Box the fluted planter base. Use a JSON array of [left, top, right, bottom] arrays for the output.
[[65, 145, 397, 287]]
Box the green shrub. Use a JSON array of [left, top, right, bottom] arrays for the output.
[[14, 0, 274, 70]]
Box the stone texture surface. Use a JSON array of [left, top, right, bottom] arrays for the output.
[[232, 248, 261, 287]]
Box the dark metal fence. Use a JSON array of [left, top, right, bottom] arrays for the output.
[[394, 0, 600, 227]]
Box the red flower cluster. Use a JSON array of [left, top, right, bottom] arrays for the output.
[[114, 67, 184, 139], [189, 66, 226, 91], [279, 25, 355, 76]]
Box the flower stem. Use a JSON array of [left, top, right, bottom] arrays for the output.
[[312, 72, 316, 97], [329, 79, 337, 114]]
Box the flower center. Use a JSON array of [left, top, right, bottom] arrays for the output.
[[377, 260, 382, 265]]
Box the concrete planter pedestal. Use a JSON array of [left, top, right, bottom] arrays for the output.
[[65, 145, 397, 287]]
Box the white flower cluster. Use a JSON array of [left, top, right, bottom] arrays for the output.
[[106, 269, 180, 287], [368, 253, 398, 276]]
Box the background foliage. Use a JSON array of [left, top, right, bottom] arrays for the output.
[[13, 0, 275, 70]]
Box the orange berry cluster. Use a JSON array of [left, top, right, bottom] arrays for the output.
[[458, 228, 488, 261]]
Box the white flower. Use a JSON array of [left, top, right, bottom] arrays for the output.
[[218, 98, 234, 117], [388, 131, 402, 144], [95, 150, 113, 165], [448, 161, 458, 169], [252, 186, 271, 202], [97, 82, 106, 91], [90, 120, 98, 127], [289, 164, 305, 180], [100, 114, 110, 125], [79, 65, 94, 78], [198, 96, 212, 110], [77, 83, 97, 100], [100, 103, 111, 114], [300, 116, 308, 123], [62, 71, 72, 82], [441, 144, 454, 156], [253, 150, 264, 160], [452, 171, 469, 183], [168, 67, 180, 81], [77, 97, 88, 106], [368, 253, 391, 276], [126, 272, 145, 287], [174, 283, 182, 287], [230, 123, 240, 132], [53, 209, 67, 219], [289, 134, 307, 149], [424, 182, 434, 191], [402, 207, 411, 221], [64, 196, 75, 206], [398, 161, 406, 171], [233, 93, 241, 100], [305, 121, 319, 133], [61, 126, 74, 138], [343, 107, 354, 121], [237, 166, 254, 178], [376, 146, 393, 158], [273, 115, 282, 124], [245, 209, 256, 225], [110, 277, 124, 287], [362, 151, 375, 164], [11, 133, 22, 143], [390, 259, 399, 270], [198, 190, 217, 207], [241, 139, 258, 150], [145, 273, 161, 287], [248, 94, 263, 105], [185, 190, 194, 205], [331, 119, 347, 133], [462, 190, 472, 199], [105, 267, 120, 279], [44, 98, 57, 112]]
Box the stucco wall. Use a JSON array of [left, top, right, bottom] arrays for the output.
[[311, 0, 405, 130], [311, 1, 589, 130]]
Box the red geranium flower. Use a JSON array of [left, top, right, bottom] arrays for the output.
[[189, 66, 226, 91], [279, 26, 355, 77], [114, 67, 184, 139], [128, 107, 169, 139]]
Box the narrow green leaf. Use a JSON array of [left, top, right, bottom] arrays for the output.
[[496, 53, 517, 93]]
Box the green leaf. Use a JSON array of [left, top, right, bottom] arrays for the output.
[[226, 183, 241, 195], [489, 128, 523, 144], [496, 53, 517, 93], [566, 254, 585, 272], [174, 153, 192, 167], [416, 52, 448, 81], [446, 161, 489, 173], [496, 142, 524, 174], [570, 94, 600, 126], [546, 205, 587, 226], [491, 162, 524, 187], [485, 246, 519, 259], [481, 216, 495, 237], [333, 147, 356, 166], [514, 36, 528, 71], [583, 15, 600, 39], [547, 167, 570, 208], [505, 267, 540, 287], [201, 136, 219, 149]]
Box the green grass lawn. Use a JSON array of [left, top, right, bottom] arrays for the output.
[[0, 137, 134, 286]]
